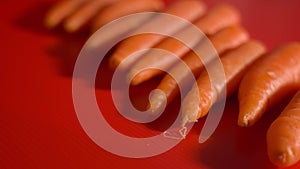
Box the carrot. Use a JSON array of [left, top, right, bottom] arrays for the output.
[[45, 0, 86, 29], [238, 42, 300, 127], [194, 4, 240, 35], [148, 25, 249, 113], [128, 4, 240, 85], [181, 40, 266, 126], [267, 90, 300, 167], [63, 0, 119, 33], [91, 0, 165, 32], [108, 0, 207, 69]]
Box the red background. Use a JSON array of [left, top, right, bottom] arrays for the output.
[[1, 0, 300, 168]]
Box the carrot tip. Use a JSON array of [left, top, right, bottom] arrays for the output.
[[63, 20, 80, 33], [128, 72, 141, 86], [181, 116, 198, 128], [109, 57, 120, 69], [148, 90, 167, 114], [44, 19, 56, 29], [238, 114, 252, 127]]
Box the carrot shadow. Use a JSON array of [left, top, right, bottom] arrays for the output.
[[12, 0, 194, 132], [191, 94, 281, 169], [14, 0, 117, 90], [14, 1, 58, 35]]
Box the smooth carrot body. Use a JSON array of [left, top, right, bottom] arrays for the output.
[[91, 0, 164, 31], [181, 40, 266, 126], [109, 0, 207, 69], [238, 43, 300, 127], [149, 25, 249, 112], [267, 90, 300, 167], [128, 4, 240, 85]]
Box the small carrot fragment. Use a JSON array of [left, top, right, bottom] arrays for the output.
[[149, 25, 249, 112], [109, 0, 207, 69], [181, 40, 266, 126], [63, 0, 118, 33], [91, 0, 165, 32], [238, 42, 300, 127], [267, 90, 300, 167], [45, 0, 85, 29], [128, 4, 240, 85]]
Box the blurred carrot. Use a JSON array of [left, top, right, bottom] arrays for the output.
[[238, 42, 300, 127], [109, 0, 207, 69], [267, 90, 300, 168], [91, 0, 165, 32], [45, 0, 86, 29], [63, 0, 118, 32], [149, 25, 249, 113], [181, 40, 265, 126], [128, 4, 240, 85]]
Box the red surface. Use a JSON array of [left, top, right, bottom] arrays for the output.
[[1, 0, 300, 168]]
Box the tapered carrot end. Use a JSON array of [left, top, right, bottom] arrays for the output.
[[44, 15, 58, 29], [64, 20, 81, 33], [238, 103, 265, 127], [130, 76, 143, 86], [147, 89, 167, 115], [268, 152, 291, 168], [109, 55, 121, 69], [127, 70, 143, 86], [237, 114, 252, 127]]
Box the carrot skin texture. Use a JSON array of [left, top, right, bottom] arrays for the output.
[[129, 4, 240, 85], [148, 25, 249, 112], [181, 40, 266, 125], [109, 0, 207, 69], [267, 90, 300, 167], [238, 43, 300, 127], [91, 0, 164, 32]]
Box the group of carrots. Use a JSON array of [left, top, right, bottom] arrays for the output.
[[45, 0, 300, 168]]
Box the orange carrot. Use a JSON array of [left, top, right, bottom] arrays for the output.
[[109, 0, 207, 69], [238, 42, 300, 127], [63, 0, 118, 33], [128, 4, 240, 85], [45, 0, 86, 29], [148, 25, 249, 112], [91, 0, 165, 32], [267, 90, 300, 167], [181, 40, 266, 126], [193, 4, 240, 35]]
